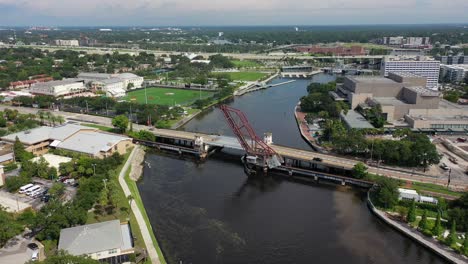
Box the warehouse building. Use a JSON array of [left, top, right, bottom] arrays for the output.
[[29, 79, 87, 97]]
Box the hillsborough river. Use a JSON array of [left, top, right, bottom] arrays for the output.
[[138, 74, 447, 264]]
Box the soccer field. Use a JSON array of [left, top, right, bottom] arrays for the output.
[[213, 71, 268, 81], [124, 87, 214, 106]]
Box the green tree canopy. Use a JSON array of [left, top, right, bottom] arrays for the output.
[[111, 115, 129, 133]]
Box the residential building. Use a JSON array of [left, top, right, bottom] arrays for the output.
[[58, 220, 134, 263], [29, 79, 87, 97], [381, 36, 431, 49], [440, 64, 468, 83], [435, 55, 468, 65], [54, 39, 79, 46], [380, 56, 440, 89], [1, 124, 133, 158]]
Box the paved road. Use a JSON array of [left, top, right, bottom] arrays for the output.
[[118, 146, 162, 264]]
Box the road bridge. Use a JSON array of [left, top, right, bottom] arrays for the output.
[[0, 105, 465, 190]]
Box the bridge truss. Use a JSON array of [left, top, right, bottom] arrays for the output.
[[219, 105, 283, 169]]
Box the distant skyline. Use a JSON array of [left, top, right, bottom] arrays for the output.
[[0, 0, 467, 26]]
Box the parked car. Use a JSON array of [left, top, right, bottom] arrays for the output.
[[448, 157, 458, 164], [312, 157, 323, 162], [440, 163, 450, 171], [457, 137, 467, 142], [41, 194, 50, 203], [64, 178, 75, 185]]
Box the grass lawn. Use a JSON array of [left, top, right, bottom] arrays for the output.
[[125, 87, 214, 106], [231, 60, 262, 68], [214, 71, 268, 81], [86, 150, 152, 264], [409, 181, 463, 198]]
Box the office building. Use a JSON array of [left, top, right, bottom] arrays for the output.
[[381, 56, 440, 89]]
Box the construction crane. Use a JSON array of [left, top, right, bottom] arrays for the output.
[[219, 105, 283, 172]]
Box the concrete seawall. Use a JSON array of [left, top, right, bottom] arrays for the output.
[[367, 192, 467, 264]]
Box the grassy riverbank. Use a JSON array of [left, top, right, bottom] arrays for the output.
[[124, 165, 167, 264]]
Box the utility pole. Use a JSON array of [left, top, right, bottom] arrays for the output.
[[85, 100, 89, 113], [447, 168, 452, 188], [144, 86, 148, 105], [92, 163, 96, 175]]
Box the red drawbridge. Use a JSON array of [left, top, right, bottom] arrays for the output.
[[220, 105, 283, 169]]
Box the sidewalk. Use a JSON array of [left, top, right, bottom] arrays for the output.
[[119, 146, 162, 264]]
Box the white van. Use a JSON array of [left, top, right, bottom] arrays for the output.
[[19, 184, 34, 194], [31, 250, 39, 261], [26, 185, 41, 196], [31, 189, 44, 198]]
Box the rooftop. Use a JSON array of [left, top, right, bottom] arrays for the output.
[[405, 86, 440, 97], [56, 131, 130, 155], [349, 76, 396, 84], [340, 110, 374, 129], [1, 124, 96, 145], [58, 220, 131, 256], [31, 154, 72, 170], [372, 97, 409, 106], [398, 188, 418, 195], [31, 79, 84, 89]]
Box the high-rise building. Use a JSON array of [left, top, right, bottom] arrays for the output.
[[381, 56, 440, 90], [440, 64, 468, 83], [435, 55, 468, 65], [54, 39, 79, 46]]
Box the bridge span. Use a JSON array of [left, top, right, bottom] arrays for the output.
[[142, 128, 467, 190]]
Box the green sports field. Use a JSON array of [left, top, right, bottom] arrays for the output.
[[124, 87, 214, 106], [213, 71, 268, 81]]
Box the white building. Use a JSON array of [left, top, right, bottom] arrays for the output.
[[58, 220, 134, 263], [117, 73, 143, 89], [440, 64, 468, 83], [398, 188, 438, 205], [381, 56, 440, 90], [78, 72, 143, 90], [29, 79, 86, 97], [54, 39, 79, 46]]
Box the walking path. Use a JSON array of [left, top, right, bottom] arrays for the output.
[[368, 193, 467, 264], [119, 146, 162, 264]]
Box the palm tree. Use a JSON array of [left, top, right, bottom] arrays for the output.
[[55, 115, 65, 125], [38, 111, 45, 125], [45, 111, 52, 126]]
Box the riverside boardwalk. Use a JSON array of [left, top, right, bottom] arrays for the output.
[[119, 146, 162, 264], [368, 194, 468, 264]]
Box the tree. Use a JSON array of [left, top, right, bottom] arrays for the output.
[[127, 83, 134, 90], [31, 250, 99, 264], [0, 207, 23, 247], [407, 200, 417, 223], [352, 162, 368, 179], [111, 115, 129, 133], [462, 232, 468, 256], [446, 220, 457, 247], [432, 211, 443, 237], [419, 210, 429, 231], [13, 136, 33, 162], [375, 178, 399, 209]]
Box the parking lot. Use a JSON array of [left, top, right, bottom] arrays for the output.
[[1, 177, 77, 212], [0, 235, 44, 264]]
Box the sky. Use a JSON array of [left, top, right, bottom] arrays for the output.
[[0, 0, 467, 26]]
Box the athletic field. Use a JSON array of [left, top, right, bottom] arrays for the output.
[[124, 87, 214, 106]]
